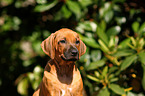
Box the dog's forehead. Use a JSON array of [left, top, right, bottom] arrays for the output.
[[55, 28, 79, 40]]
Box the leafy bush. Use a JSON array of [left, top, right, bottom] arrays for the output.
[[0, 0, 145, 96]]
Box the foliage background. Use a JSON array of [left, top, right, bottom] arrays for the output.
[[0, 0, 145, 96]]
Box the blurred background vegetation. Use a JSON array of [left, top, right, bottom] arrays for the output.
[[0, 0, 145, 96]]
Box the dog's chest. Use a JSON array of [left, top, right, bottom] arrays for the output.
[[43, 70, 83, 96]]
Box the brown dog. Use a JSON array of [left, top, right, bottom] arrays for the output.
[[33, 28, 86, 96]]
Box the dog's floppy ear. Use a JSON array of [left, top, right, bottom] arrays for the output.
[[79, 40, 86, 58], [41, 33, 55, 59]]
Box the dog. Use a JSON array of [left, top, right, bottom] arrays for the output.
[[33, 28, 86, 96]]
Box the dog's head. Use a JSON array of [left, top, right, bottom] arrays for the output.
[[41, 28, 86, 61]]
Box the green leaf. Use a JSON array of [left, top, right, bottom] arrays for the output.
[[106, 26, 121, 37], [79, 0, 93, 7], [110, 84, 125, 95], [94, 71, 100, 77], [83, 37, 100, 48], [61, 5, 72, 19], [138, 52, 145, 64], [87, 59, 105, 71], [102, 66, 108, 77], [110, 77, 118, 83], [98, 87, 110, 96], [109, 66, 118, 73], [112, 49, 134, 57], [132, 21, 140, 32], [34, 0, 58, 12], [91, 50, 101, 62], [104, 10, 113, 23], [141, 63, 145, 90], [120, 54, 137, 71], [96, 26, 109, 45], [36, 0, 47, 4], [100, 20, 106, 31], [118, 38, 131, 49], [139, 22, 145, 33], [66, 0, 81, 19], [98, 39, 110, 53], [115, 17, 126, 25], [87, 75, 100, 82], [17, 78, 28, 95]]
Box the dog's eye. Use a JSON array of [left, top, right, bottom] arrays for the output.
[[76, 40, 80, 44], [59, 40, 66, 44]]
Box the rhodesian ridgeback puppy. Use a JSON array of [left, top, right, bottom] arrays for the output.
[[33, 28, 86, 96]]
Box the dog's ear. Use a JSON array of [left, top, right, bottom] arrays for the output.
[[79, 40, 86, 58], [41, 33, 55, 59]]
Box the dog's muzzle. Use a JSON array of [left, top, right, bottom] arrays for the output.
[[61, 46, 79, 61]]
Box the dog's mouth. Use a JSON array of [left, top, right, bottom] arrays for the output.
[[60, 54, 78, 61]]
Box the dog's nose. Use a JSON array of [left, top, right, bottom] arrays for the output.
[[71, 49, 78, 56]]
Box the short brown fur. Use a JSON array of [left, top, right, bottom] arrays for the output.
[[33, 28, 86, 96]]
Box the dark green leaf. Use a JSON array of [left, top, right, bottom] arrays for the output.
[[109, 66, 118, 73], [120, 55, 137, 71], [141, 63, 145, 90], [98, 87, 110, 96], [110, 84, 125, 95], [34, 0, 58, 12], [106, 26, 121, 37]]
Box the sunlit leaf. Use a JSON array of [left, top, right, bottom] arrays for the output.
[[87, 75, 100, 83], [98, 39, 110, 52], [102, 66, 108, 77], [34, 0, 58, 12], [17, 78, 28, 95]]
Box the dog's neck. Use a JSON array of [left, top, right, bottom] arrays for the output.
[[46, 58, 77, 84]]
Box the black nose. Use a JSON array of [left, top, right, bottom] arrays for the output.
[[71, 49, 78, 56]]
